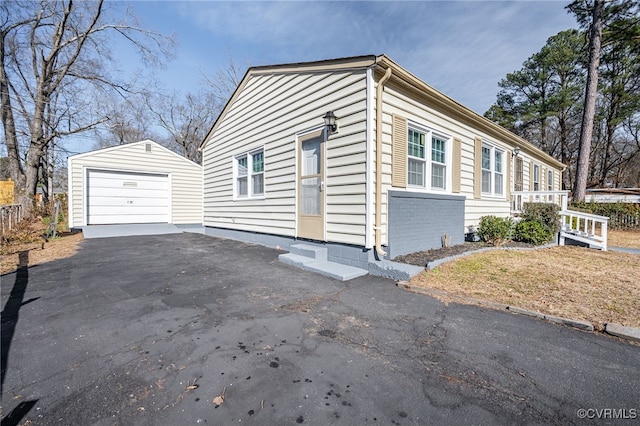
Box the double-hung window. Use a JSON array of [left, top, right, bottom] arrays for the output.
[[407, 126, 449, 191], [235, 148, 264, 199], [494, 150, 504, 195], [408, 129, 426, 186], [533, 164, 540, 191], [481, 143, 505, 197], [431, 136, 447, 189], [237, 156, 249, 196]]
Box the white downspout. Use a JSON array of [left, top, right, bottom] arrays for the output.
[[375, 67, 392, 258], [365, 67, 374, 249]]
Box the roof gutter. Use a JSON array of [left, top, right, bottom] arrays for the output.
[[375, 66, 392, 258], [375, 55, 565, 170]]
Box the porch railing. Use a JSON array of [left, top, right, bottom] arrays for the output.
[[510, 191, 608, 251], [559, 210, 608, 251], [511, 190, 569, 214]]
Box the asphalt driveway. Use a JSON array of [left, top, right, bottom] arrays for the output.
[[1, 233, 639, 425]]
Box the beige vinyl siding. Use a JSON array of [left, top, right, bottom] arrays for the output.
[[69, 164, 84, 224], [379, 81, 563, 236], [465, 152, 563, 232], [520, 155, 561, 193], [202, 69, 368, 246], [68, 140, 202, 227], [378, 83, 501, 239], [202, 58, 565, 248]]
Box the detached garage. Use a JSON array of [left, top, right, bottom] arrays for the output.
[[68, 140, 202, 228]]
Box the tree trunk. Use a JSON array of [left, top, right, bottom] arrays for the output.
[[540, 115, 548, 154], [22, 78, 49, 214], [599, 119, 616, 186], [559, 114, 572, 191], [1, 29, 26, 204], [573, 0, 603, 202]]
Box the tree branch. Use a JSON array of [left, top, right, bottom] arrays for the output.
[[47, 0, 104, 96]]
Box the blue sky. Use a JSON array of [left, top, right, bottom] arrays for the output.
[[128, 0, 577, 114], [59, 1, 578, 156]]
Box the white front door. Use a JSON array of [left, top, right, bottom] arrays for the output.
[[86, 170, 170, 225]]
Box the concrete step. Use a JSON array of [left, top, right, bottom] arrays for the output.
[[289, 243, 328, 261], [278, 252, 368, 281], [278, 253, 312, 269], [304, 260, 368, 281]]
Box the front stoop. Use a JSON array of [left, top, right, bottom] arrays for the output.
[[278, 244, 368, 281]]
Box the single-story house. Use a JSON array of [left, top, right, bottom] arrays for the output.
[[585, 188, 640, 203], [200, 55, 565, 274], [68, 140, 202, 228], [35, 186, 66, 204]]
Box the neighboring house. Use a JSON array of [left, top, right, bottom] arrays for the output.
[[68, 140, 202, 228], [200, 55, 565, 274], [585, 188, 640, 203], [35, 186, 66, 204]]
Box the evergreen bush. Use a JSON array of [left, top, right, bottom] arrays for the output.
[[513, 219, 553, 245], [477, 215, 512, 246], [522, 202, 560, 234]]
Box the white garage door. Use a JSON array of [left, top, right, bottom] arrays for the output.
[[87, 170, 170, 225]]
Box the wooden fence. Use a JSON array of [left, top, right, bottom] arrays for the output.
[[1, 204, 24, 235], [605, 211, 640, 229]]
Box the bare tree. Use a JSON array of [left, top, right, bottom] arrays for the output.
[[94, 92, 156, 148], [145, 58, 249, 164], [1, 3, 34, 201], [202, 56, 247, 105], [149, 91, 219, 164], [1, 0, 173, 213], [617, 114, 640, 187]]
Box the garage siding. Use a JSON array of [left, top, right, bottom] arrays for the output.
[[68, 140, 202, 227]]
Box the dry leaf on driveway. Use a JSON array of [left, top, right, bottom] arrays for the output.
[[213, 386, 226, 406]]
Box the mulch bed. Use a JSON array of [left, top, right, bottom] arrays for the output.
[[393, 241, 535, 267]]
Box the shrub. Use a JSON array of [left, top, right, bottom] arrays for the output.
[[477, 215, 512, 246], [522, 202, 560, 234], [513, 219, 552, 245]]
